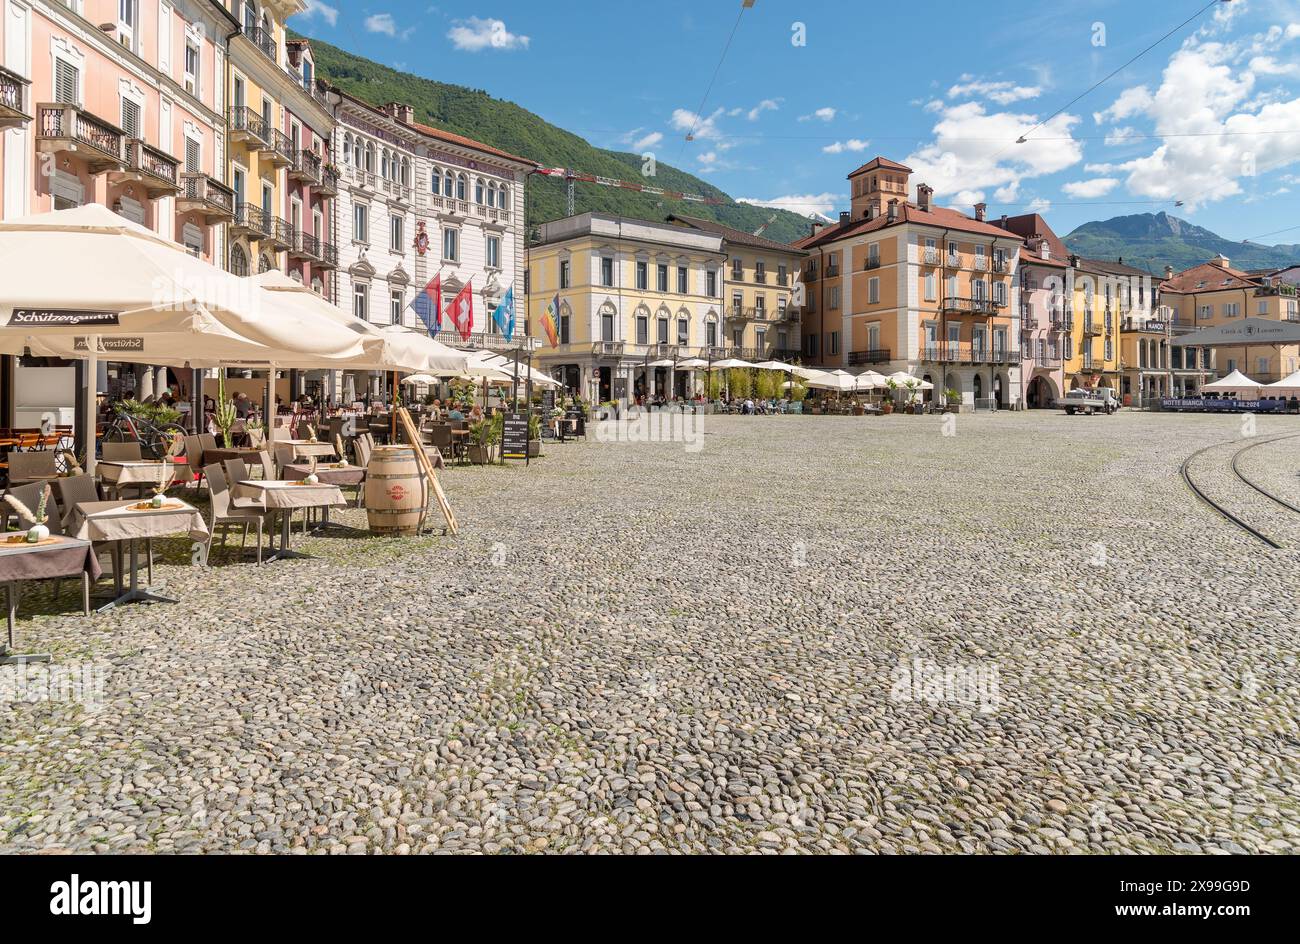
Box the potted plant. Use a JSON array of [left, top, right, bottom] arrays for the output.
[[214, 373, 238, 448], [467, 414, 502, 464], [527, 412, 542, 457], [945, 388, 961, 413], [245, 416, 265, 448], [4, 484, 52, 542]]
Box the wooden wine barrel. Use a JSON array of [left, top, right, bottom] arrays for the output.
[[364, 445, 426, 535]]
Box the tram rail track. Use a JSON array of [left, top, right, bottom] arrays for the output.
[[1180, 433, 1300, 548]]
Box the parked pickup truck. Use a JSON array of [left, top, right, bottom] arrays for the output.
[[1056, 387, 1120, 415]]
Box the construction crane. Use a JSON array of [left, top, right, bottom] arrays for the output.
[[531, 167, 727, 216], [753, 213, 778, 237]]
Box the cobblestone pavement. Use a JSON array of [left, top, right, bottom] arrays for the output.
[[2, 410, 1298, 854]]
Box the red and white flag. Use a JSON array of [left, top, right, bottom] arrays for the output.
[[451, 279, 474, 342]]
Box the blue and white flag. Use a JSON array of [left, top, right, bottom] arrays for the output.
[[490, 286, 516, 342]]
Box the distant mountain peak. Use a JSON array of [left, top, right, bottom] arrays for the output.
[[1063, 212, 1300, 275]]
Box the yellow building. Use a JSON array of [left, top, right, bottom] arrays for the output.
[[526, 213, 725, 404], [1159, 255, 1299, 383], [1063, 256, 1123, 390], [666, 215, 805, 361]]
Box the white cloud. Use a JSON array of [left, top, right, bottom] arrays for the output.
[[365, 14, 414, 40], [447, 16, 530, 51], [300, 1, 338, 26], [738, 193, 843, 218], [822, 138, 870, 154], [1104, 126, 1137, 146], [747, 98, 780, 121], [631, 131, 663, 152], [1093, 86, 1154, 124], [948, 78, 1042, 105], [1027, 197, 1052, 213], [1249, 55, 1298, 75], [798, 107, 837, 122], [670, 107, 732, 148], [902, 101, 1082, 204], [1061, 178, 1120, 198], [697, 151, 719, 168], [1094, 33, 1300, 210]]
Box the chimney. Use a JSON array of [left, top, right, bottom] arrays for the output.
[[386, 102, 415, 124], [974, 202, 986, 222], [999, 214, 1007, 227], [867, 205, 878, 220], [887, 198, 898, 222], [1210, 253, 1229, 269], [810, 221, 825, 237], [917, 183, 933, 211], [1164, 264, 1174, 279], [839, 211, 851, 226]]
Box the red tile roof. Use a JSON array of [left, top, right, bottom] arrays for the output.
[[847, 156, 913, 177], [1160, 261, 1260, 294], [792, 201, 1021, 250], [665, 214, 807, 254], [410, 121, 537, 167], [1018, 246, 1068, 268], [991, 213, 1070, 261]]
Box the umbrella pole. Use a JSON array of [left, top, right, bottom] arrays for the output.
[[391, 370, 398, 442], [84, 335, 98, 478]]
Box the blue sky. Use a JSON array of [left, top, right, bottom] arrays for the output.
[[292, 1, 1300, 246]]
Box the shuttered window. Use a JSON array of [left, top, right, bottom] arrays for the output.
[[54, 60, 79, 105], [120, 98, 141, 138], [185, 138, 200, 174]]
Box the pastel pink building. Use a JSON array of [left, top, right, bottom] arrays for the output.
[[1, 0, 235, 263], [994, 213, 1068, 408]]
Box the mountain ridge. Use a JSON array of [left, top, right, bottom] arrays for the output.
[[1063, 211, 1300, 274], [294, 33, 818, 246]]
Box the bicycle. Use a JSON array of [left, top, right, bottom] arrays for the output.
[[101, 404, 188, 460]]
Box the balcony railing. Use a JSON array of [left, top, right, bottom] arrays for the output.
[[261, 128, 294, 166], [991, 257, 1008, 273], [727, 306, 770, 322], [848, 348, 891, 365], [289, 230, 320, 261], [318, 164, 340, 196], [380, 177, 413, 204], [0, 65, 31, 130], [289, 149, 322, 184], [232, 202, 271, 239], [177, 173, 235, 222], [316, 241, 338, 268], [229, 105, 268, 145], [920, 344, 1021, 365], [754, 270, 767, 283], [591, 341, 624, 357], [864, 257, 882, 270], [974, 255, 988, 271], [36, 103, 125, 173], [1082, 320, 1103, 337], [267, 216, 293, 250], [246, 25, 277, 63], [922, 246, 940, 265], [941, 296, 1003, 314], [119, 139, 179, 195], [1255, 283, 1298, 297]]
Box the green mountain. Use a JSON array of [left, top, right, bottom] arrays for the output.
[[295, 34, 815, 246], [1062, 212, 1300, 274]]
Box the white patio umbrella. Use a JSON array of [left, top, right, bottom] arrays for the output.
[[804, 373, 858, 392], [853, 371, 887, 391], [752, 359, 799, 372], [710, 357, 754, 369], [0, 206, 372, 473], [472, 350, 561, 389], [400, 373, 439, 385], [676, 357, 709, 369], [643, 358, 675, 368]]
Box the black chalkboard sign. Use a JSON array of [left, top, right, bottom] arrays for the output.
[[501, 411, 529, 460], [542, 389, 556, 414]]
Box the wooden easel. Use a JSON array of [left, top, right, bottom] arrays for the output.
[[396, 407, 457, 536]]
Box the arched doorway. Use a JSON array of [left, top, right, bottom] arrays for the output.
[[992, 374, 1004, 410], [1027, 375, 1056, 408], [921, 374, 934, 403], [972, 374, 983, 404]]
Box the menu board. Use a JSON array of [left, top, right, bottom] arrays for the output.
[[501, 412, 529, 460]]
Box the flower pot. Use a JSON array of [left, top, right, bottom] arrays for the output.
[[467, 445, 491, 465], [304, 474, 320, 485], [150, 494, 165, 508], [26, 523, 50, 543], [882, 402, 894, 415], [528, 440, 541, 458]]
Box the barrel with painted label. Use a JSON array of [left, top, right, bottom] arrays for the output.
[[364, 445, 426, 535]]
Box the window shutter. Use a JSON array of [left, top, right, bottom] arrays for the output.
[[55, 60, 79, 105], [185, 138, 200, 174], [121, 99, 141, 138]]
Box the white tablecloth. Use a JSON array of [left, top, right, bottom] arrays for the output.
[[70, 499, 209, 543], [234, 480, 346, 511]]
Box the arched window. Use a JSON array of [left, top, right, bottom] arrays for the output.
[[499, 183, 509, 209], [443, 170, 453, 197], [486, 183, 496, 208], [311, 276, 323, 295], [400, 156, 410, 187], [342, 133, 352, 164], [364, 142, 374, 173], [352, 136, 362, 167], [259, 253, 274, 274], [230, 243, 248, 277], [431, 166, 439, 192], [456, 173, 467, 201], [381, 149, 390, 179], [475, 177, 485, 204]]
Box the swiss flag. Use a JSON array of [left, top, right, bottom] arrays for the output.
[[451, 279, 474, 342]]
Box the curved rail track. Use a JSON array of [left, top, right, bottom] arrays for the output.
[[1180, 433, 1300, 548]]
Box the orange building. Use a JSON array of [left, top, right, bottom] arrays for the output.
[[794, 157, 1025, 409]]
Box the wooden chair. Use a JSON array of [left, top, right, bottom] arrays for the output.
[[202, 463, 265, 565]]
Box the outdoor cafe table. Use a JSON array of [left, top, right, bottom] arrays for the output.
[[202, 446, 263, 466], [96, 459, 178, 499], [0, 534, 100, 664], [234, 480, 346, 561], [279, 440, 337, 462], [69, 499, 208, 612]]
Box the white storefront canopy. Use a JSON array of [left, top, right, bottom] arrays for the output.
[[1170, 317, 1300, 347]]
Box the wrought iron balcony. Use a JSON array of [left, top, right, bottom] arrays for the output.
[[864, 257, 882, 270], [317, 164, 340, 196], [991, 257, 1008, 273], [941, 296, 1002, 315], [1082, 320, 1103, 337], [231, 202, 271, 239], [35, 103, 125, 173], [848, 348, 891, 365], [245, 24, 277, 63], [177, 173, 235, 222], [316, 241, 338, 269], [0, 65, 31, 130], [289, 149, 322, 184], [116, 139, 179, 195], [922, 246, 940, 265], [261, 128, 295, 166], [920, 344, 1021, 365], [266, 216, 294, 250], [228, 105, 268, 146], [289, 230, 320, 261]]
